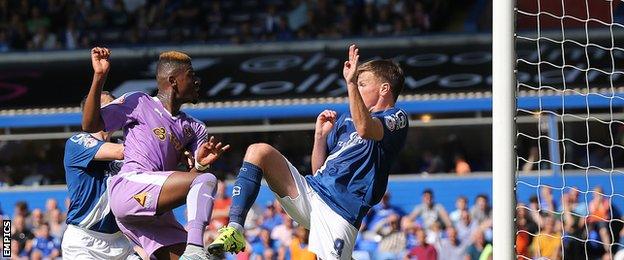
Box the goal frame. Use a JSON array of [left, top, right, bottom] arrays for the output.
[[492, 0, 517, 258]]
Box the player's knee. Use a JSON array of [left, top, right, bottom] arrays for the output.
[[191, 173, 217, 190], [245, 143, 276, 161]]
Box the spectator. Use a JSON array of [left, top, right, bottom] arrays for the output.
[[406, 189, 452, 230], [261, 200, 283, 230], [30, 223, 61, 260], [29, 27, 60, 50], [454, 154, 471, 175], [515, 204, 537, 258], [44, 198, 58, 221], [30, 208, 45, 231], [290, 226, 317, 260], [562, 197, 587, 259], [436, 226, 469, 259], [560, 187, 588, 216], [455, 209, 477, 243], [26, 7, 51, 34], [48, 209, 66, 240], [449, 196, 468, 225], [250, 228, 277, 259], [11, 215, 34, 259], [540, 186, 557, 213], [421, 151, 445, 174], [374, 213, 407, 259], [521, 146, 539, 172], [405, 227, 437, 260], [466, 229, 490, 260], [13, 201, 29, 219], [0, 29, 10, 52], [271, 214, 294, 248], [530, 215, 561, 259], [470, 194, 491, 224], [588, 186, 613, 256], [363, 192, 405, 232]]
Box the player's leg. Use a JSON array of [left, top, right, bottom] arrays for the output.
[[157, 171, 218, 258], [153, 243, 186, 260], [208, 143, 306, 255], [229, 143, 298, 226], [109, 171, 217, 259], [308, 192, 359, 260]]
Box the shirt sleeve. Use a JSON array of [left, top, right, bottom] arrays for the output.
[[373, 108, 409, 152], [188, 118, 208, 159], [100, 92, 144, 132], [64, 134, 105, 169], [325, 113, 344, 152]]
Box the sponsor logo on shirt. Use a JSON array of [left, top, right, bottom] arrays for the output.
[[133, 192, 152, 208], [70, 133, 98, 148], [183, 125, 194, 138], [337, 132, 366, 147], [153, 127, 166, 141], [169, 133, 183, 151]]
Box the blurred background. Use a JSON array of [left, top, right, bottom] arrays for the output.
[[2, 0, 624, 259]]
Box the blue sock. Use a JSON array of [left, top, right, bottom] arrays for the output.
[[228, 162, 263, 227]]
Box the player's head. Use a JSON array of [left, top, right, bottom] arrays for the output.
[[156, 51, 201, 104], [355, 59, 404, 109]]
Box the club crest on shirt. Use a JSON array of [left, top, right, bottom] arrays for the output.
[[384, 111, 407, 132], [133, 192, 152, 208], [384, 116, 397, 131], [153, 127, 166, 141]]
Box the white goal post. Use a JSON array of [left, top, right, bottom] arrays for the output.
[[492, 0, 517, 259]]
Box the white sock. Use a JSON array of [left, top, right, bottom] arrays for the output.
[[228, 222, 244, 234], [183, 244, 204, 255]]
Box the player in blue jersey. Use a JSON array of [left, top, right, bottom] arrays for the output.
[[208, 45, 409, 259], [61, 91, 140, 259]]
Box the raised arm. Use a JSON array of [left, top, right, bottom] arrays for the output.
[[82, 47, 111, 132], [311, 110, 337, 174], [343, 44, 384, 141]]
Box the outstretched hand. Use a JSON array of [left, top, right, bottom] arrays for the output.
[[196, 136, 230, 167], [91, 47, 111, 75], [343, 44, 359, 84]]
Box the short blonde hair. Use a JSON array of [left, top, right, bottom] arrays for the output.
[[159, 51, 191, 63], [357, 59, 404, 102], [157, 51, 192, 78]]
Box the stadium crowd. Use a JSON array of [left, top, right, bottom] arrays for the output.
[[0, 0, 491, 52], [0, 129, 488, 187], [6, 184, 624, 259]]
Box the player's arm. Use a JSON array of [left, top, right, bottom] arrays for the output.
[[343, 44, 384, 141], [93, 143, 124, 161], [82, 47, 111, 132], [190, 136, 230, 174], [311, 110, 337, 174]]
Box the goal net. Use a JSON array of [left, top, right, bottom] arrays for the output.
[[515, 0, 624, 259]]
